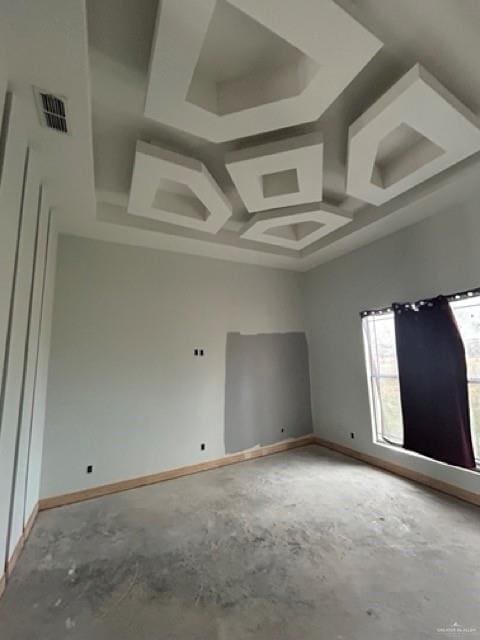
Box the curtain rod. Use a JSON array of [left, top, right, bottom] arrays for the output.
[[360, 285, 480, 318]]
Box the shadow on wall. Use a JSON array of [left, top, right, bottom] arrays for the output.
[[224, 332, 313, 453]]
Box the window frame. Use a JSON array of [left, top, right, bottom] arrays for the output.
[[362, 300, 480, 468]]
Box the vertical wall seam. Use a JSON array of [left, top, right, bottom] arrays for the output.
[[0, 147, 29, 438], [0, 147, 29, 572], [0, 92, 12, 188], [22, 207, 52, 526], [5, 181, 42, 562]]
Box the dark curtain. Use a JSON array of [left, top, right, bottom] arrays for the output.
[[393, 295, 475, 469]]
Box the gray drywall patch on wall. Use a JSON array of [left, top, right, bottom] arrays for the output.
[[224, 332, 312, 453]]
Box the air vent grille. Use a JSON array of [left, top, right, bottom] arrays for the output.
[[37, 91, 68, 133]]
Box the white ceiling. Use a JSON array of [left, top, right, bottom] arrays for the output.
[[3, 0, 480, 271]]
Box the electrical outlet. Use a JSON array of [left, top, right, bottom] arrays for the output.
[[201, 443, 205, 451], [350, 432, 355, 439], [194, 349, 199, 356], [281, 427, 285, 433], [87, 465, 93, 474]]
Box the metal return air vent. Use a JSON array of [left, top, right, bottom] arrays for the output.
[[34, 88, 68, 133]]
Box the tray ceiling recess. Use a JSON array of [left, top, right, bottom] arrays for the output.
[[128, 141, 232, 233], [144, 0, 382, 142], [121, 5, 480, 268], [347, 64, 480, 205]]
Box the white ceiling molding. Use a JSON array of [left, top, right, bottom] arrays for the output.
[[226, 132, 323, 213], [144, 0, 382, 142], [346, 64, 480, 206], [241, 203, 352, 250], [128, 141, 232, 233]]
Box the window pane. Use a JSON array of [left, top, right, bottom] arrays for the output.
[[371, 316, 398, 376], [364, 314, 404, 446], [376, 376, 403, 444], [467, 382, 480, 459], [452, 302, 480, 379]]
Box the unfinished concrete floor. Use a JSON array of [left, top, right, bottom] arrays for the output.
[[1, 446, 479, 639]]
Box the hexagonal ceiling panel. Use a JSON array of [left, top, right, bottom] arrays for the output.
[[241, 203, 352, 250], [144, 0, 382, 142], [347, 64, 480, 205], [128, 141, 232, 233]]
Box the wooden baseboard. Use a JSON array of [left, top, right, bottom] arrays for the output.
[[314, 436, 480, 507], [6, 534, 24, 579], [39, 435, 316, 511], [38, 432, 479, 516], [5, 504, 40, 580], [24, 503, 39, 542]]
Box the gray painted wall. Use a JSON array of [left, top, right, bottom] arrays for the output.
[[41, 236, 305, 498], [303, 194, 480, 494], [224, 332, 312, 453]]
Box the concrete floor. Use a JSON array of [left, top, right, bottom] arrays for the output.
[[1, 446, 479, 640]]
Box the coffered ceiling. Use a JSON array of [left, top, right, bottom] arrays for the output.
[[27, 0, 480, 271]]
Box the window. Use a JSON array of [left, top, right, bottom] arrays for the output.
[[363, 297, 480, 464]]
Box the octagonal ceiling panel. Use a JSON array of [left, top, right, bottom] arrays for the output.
[[226, 132, 323, 213], [241, 203, 352, 250], [128, 141, 232, 233], [144, 0, 382, 142], [346, 64, 480, 206]]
